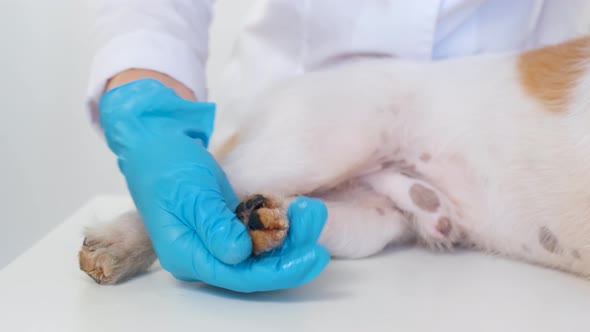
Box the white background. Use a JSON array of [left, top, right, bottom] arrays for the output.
[[0, 0, 254, 268]]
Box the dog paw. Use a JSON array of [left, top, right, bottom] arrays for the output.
[[235, 194, 289, 255], [403, 182, 466, 250], [415, 216, 465, 251], [412, 203, 466, 251], [78, 212, 156, 285], [79, 237, 126, 284]]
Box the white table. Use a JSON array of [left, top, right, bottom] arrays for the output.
[[1, 196, 589, 332]]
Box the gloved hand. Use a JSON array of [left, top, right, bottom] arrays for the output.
[[99, 78, 330, 292]]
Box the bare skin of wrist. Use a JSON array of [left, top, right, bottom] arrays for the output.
[[105, 68, 197, 101]]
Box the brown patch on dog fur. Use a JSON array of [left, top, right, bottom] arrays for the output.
[[518, 36, 590, 112], [409, 183, 440, 212], [538, 226, 562, 254], [212, 132, 239, 162]]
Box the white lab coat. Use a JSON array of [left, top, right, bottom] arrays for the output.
[[86, 0, 590, 122]]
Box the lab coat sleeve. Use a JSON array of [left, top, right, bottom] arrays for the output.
[[86, 0, 213, 124]]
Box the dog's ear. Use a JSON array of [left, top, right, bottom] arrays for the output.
[[212, 132, 240, 162]]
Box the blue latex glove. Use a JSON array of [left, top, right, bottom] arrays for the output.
[[99, 78, 330, 292]]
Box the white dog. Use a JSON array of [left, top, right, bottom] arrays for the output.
[[79, 36, 590, 285]]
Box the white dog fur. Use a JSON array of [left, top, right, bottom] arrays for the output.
[[80, 36, 590, 284]]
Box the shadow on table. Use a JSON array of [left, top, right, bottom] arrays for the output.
[[174, 258, 363, 303], [173, 243, 439, 303]]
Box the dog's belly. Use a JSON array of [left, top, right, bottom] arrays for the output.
[[394, 109, 590, 270], [362, 137, 492, 243], [218, 49, 590, 276]]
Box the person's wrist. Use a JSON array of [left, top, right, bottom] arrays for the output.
[[106, 68, 197, 101]]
